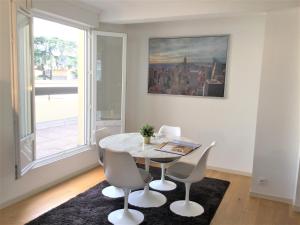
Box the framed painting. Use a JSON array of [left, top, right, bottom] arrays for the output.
[[148, 35, 229, 97]]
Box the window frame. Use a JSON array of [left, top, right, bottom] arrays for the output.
[[12, 7, 36, 178], [12, 8, 95, 175], [91, 31, 127, 140], [31, 12, 93, 168]]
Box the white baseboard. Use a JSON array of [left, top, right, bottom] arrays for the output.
[[249, 191, 293, 204], [0, 163, 99, 210], [207, 165, 252, 177]]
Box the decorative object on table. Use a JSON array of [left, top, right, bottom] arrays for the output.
[[26, 165, 230, 225], [148, 35, 229, 97], [155, 140, 201, 156], [140, 124, 155, 144]]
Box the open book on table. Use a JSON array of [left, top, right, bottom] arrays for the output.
[[155, 140, 201, 156]]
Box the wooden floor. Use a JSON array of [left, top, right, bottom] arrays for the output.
[[0, 166, 299, 225]]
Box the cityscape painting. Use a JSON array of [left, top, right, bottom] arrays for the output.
[[148, 35, 229, 97]]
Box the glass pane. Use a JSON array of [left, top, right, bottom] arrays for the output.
[[33, 18, 86, 159], [96, 35, 123, 122], [16, 11, 35, 175], [17, 12, 33, 138]]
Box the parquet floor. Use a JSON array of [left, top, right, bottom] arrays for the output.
[[0, 166, 299, 225]]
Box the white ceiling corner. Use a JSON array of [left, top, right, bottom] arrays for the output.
[[67, 0, 300, 24]]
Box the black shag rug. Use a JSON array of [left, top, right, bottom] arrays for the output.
[[26, 166, 229, 225]]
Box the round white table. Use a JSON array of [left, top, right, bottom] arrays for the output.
[[99, 132, 183, 208]]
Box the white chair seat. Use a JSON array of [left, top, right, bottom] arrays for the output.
[[149, 125, 181, 192], [166, 162, 194, 181], [167, 142, 216, 217], [104, 149, 150, 225], [151, 158, 177, 163], [95, 128, 124, 199]]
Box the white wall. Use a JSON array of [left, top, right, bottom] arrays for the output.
[[125, 15, 266, 174], [251, 8, 300, 203], [0, 0, 98, 209]]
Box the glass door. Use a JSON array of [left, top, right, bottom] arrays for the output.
[[32, 17, 87, 159], [93, 31, 127, 135], [14, 9, 35, 177]]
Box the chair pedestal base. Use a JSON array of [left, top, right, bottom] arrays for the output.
[[149, 179, 177, 191], [102, 186, 124, 198], [108, 209, 144, 225], [170, 200, 204, 217], [128, 188, 166, 208]]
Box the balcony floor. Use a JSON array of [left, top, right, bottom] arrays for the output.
[[36, 120, 79, 159]]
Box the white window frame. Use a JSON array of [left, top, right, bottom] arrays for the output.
[[91, 31, 127, 140], [12, 6, 36, 178], [13, 8, 96, 173], [31, 12, 94, 169]]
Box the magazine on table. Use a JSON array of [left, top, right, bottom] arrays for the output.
[[155, 140, 201, 156]]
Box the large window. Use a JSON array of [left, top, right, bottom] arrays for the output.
[[33, 18, 86, 159], [13, 8, 127, 178], [14, 10, 90, 177]]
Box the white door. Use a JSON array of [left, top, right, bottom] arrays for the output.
[[92, 31, 127, 135]]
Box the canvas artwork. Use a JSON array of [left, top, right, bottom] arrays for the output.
[[148, 35, 229, 97]]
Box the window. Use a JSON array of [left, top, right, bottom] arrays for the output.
[[13, 10, 91, 178], [33, 18, 87, 159], [13, 8, 127, 178], [93, 32, 127, 135]]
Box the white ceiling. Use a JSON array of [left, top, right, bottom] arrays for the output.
[[72, 0, 300, 24]]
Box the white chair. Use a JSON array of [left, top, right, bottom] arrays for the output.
[[104, 149, 152, 225], [95, 128, 124, 198], [149, 125, 181, 191], [166, 141, 216, 217]]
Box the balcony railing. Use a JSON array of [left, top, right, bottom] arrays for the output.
[[35, 80, 78, 95]]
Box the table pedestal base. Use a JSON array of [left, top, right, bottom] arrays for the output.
[[102, 186, 124, 198], [170, 200, 204, 217], [129, 189, 166, 208], [108, 209, 144, 225], [149, 179, 177, 191]]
